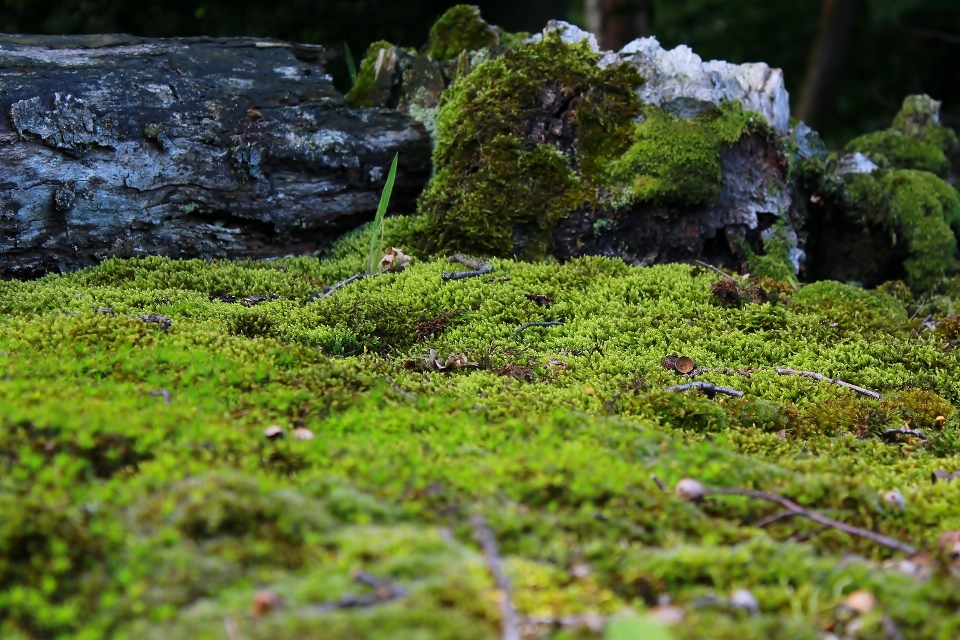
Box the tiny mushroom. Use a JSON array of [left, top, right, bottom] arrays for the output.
[[263, 425, 285, 440], [252, 589, 285, 616], [292, 427, 315, 440], [730, 589, 759, 615], [675, 478, 705, 502], [882, 490, 906, 510], [675, 356, 696, 375], [843, 590, 877, 616]]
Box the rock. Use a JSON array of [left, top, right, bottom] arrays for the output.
[[834, 152, 880, 176], [618, 34, 791, 134]]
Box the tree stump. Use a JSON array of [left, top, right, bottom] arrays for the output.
[[0, 34, 433, 278]]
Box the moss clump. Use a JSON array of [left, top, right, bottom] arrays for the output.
[[845, 95, 959, 178], [344, 40, 396, 108], [846, 168, 960, 292], [418, 34, 643, 257], [792, 279, 908, 326], [423, 4, 499, 62], [609, 103, 768, 208]]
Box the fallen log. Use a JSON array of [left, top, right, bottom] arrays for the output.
[[0, 34, 433, 278]]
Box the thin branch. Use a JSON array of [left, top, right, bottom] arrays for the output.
[[148, 389, 172, 405], [448, 253, 486, 270], [384, 376, 417, 402], [694, 260, 736, 280], [664, 381, 744, 398], [511, 321, 565, 337], [320, 272, 364, 299], [471, 514, 520, 640], [775, 367, 881, 400], [790, 524, 830, 543], [705, 487, 916, 555], [443, 264, 494, 280], [753, 510, 800, 528], [882, 427, 927, 440]]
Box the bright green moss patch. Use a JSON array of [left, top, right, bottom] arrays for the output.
[[423, 4, 499, 62], [609, 103, 768, 208], [6, 247, 960, 637]]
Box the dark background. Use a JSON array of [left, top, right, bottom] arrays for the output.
[[1, 0, 957, 146]]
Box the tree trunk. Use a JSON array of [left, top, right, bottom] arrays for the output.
[[0, 34, 433, 279], [585, 0, 653, 52], [796, 0, 861, 131]]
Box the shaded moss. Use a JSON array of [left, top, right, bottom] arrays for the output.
[[845, 95, 959, 178], [344, 40, 395, 108], [846, 168, 960, 292], [423, 4, 499, 62]]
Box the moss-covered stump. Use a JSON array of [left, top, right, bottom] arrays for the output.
[[6, 220, 960, 638], [801, 95, 960, 293], [346, 8, 798, 276]]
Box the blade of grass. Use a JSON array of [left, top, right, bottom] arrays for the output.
[[366, 153, 399, 275], [344, 42, 358, 87]]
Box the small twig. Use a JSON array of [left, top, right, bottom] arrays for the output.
[[511, 321, 565, 337], [309, 572, 408, 612], [695, 260, 736, 280], [651, 474, 669, 492], [790, 524, 830, 543], [753, 510, 800, 528], [471, 514, 520, 640], [775, 367, 881, 400], [705, 487, 916, 555], [664, 381, 744, 398], [384, 376, 417, 402], [882, 427, 927, 440], [448, 253, 486, 270], [443, 264, 494, 280], [148, 389, 171, 404], [321, 272, 364, 299]]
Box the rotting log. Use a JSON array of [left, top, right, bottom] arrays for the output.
[[0, 34, 433, 279]]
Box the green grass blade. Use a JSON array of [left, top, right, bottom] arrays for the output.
[[366, 153, 399, 275], [344, 42, 358, 87]]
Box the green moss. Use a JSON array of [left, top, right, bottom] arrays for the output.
[[7, 249, 960, 638], [418, 34, 643, 257], [745, 221, 798, 284], [845, 95, 959, 178], [423, 5, 499, 62], [846, 168, 960, 292], [344, 40, 395, 108]]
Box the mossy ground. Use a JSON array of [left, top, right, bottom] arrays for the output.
[[5, 217, 960, 639]]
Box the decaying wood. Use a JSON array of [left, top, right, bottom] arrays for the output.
[[0, 34, 432, 278]]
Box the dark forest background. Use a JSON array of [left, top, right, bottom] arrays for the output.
[[1, 0, 957, 146]]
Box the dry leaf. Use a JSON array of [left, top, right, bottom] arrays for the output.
[[844, 590, 876, 615], [379, 246, 411, 273], [252, 589, 285, 616]]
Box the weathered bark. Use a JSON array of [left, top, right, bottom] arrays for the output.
[[0, 34, 432, 279]]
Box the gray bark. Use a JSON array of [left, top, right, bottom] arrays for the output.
[[0, 34, 432, 279]]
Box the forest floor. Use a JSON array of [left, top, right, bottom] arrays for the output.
[[3, 216, 960, 640]]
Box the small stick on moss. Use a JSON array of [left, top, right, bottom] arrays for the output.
[[385, 376, 417, 402], [148, 389, 172, 404], [664, 381, 744, 398], [695, 260, 736, 280], [774, 367, 881, 400], [753, 510, 800, 528], [321, 272, 365, 299], [471, 514, 520, 640], [704, 487, 916, 555], [882, 427, 927, 440], [511, 321, 565, 337]]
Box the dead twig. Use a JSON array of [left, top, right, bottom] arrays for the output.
[[443, 254, 494, 280], [471, 514, 520, 640], [695, 260, 736, 280], [753, 510, 800, 528], [320, 272, 365, 299], [664, 381, 744, 398], [385, 376, 417, 402], [775, 367, 881, 400], [882, 427, 927, 441], [705, 487, 916, 555], [511, 321, 565, 337], [148, 389, 172, 404]]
